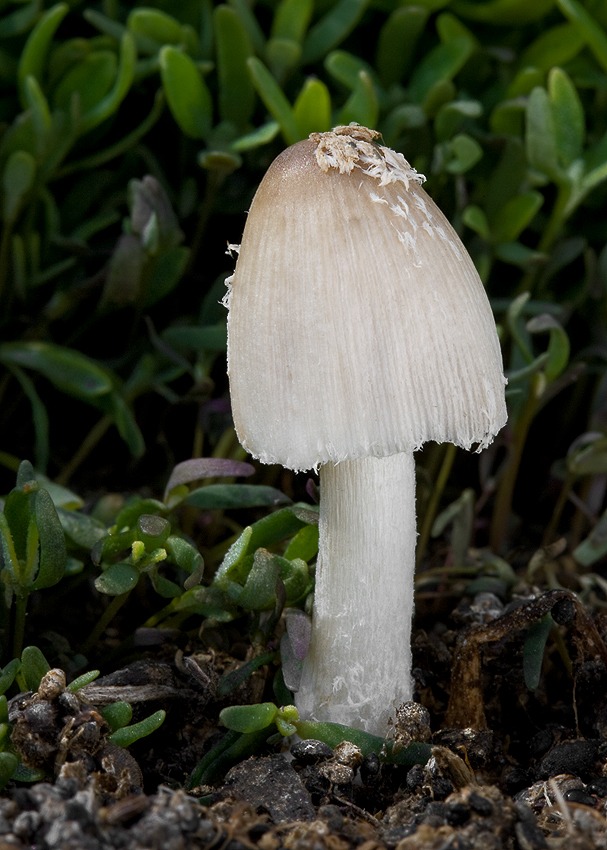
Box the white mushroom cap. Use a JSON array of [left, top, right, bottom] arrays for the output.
[[226, 125, 507, 472]]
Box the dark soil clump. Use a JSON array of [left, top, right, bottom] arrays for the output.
[[3, 587, 607, 847]]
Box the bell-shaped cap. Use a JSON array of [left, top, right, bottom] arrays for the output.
[[226, 125, 507, 472]]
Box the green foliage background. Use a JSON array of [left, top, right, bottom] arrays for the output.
[[1, 0, 607, 554]]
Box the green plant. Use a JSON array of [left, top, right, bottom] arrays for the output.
[[0, 0, 604, 518], [0, 460, 66, 659], [187, 700, 432, 788], [490, 292, 573, 551], [146, 498, 318, 632], [0, 649, 165, 789], [0, 454, 304, 671]]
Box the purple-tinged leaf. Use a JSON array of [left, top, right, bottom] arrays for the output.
[[280, 632, 303, 692], [306, 478, 319, 503], [285, 608, 312, 661], [164, 457, 255, 498]]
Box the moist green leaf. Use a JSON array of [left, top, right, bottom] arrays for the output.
[[99, 701, 133, 732], [555, 0, 607, 75], [17, 2, 69, 106], [20, 645, 50, 692], [548, 67, 585, 167], [220, 703, 278, 733], [215, 5, 255, 128], [409, 36, 474, 103], [184, 484, 291, 510], [79, 32, 137, 134], [337, 70, 378, 128], [160, 46, 212, 139], [2, 150, 36, 225], [247, 56, 299, 145], [0, 341, 112, 398], [301, 0, 370, 64], [525, 85, 561, 181], [519, 23, 585, 71], [376, 6, 428, 87], [95, 562, 139, 596], [32, 488, 66, 590], [492, 191, 544, 242], [53, 51, 118, 113], [271, 0, 313, 43], [523, 614, 553, 690], [127, 8, 184, 48], [108, 709, 165, 747]]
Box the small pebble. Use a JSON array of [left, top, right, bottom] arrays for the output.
[[563, 788, 596, 806], [37, 669, 66, 700], [294, 765, 331, 804], [406, 764, 425, 790], [587, 777, 607, 797], [393, 702, 432, 746], [248, 823, 271, 841], [551, 596, 576, 625], [515, 819, 549, 850], [224, 755, 316, 824], [0, 836, 28, 849], [446, 802, 470, 826], [318, 804, 344, 830], [290, 739, 334, 765], [64, 800, 92, 827], [360, 752, 380, 784], [333, 741, 363, 768], [430, 776, 453, 800], [24, 702, 56, 728], [527, 728, 554, 758], [503, 767, 532, 795], [319, 760, 354, 786], [537, 740, 599, 779], [11, 810, 41, 841], [224, 841, 250, 850], [468, 791, 493, 816], [423, 801, 448, 825], [9, 790, 35, 812], [54, 778, 79, 800], [382, 824, 417, 846], [413, 794, 433, 814]]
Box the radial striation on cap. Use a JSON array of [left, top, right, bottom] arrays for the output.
[[226, 125, 507, 472]]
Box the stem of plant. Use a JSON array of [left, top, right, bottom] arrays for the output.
[[550, 621, 573, 677], [55, 413, 113, 486], [543, 470, 576, 545], [570, 475, 603, 547], [212, 426, 247, 462], [57, 89, 165, 178], [490, 375, 541, 553], [81, 591, 130, 657], [516, 183, 572, 296], [0, 224, 12, 305], [192, 402, 204, 461], [416, 443, 457, 568], [187, 170, 226, 272], [12, 591, 29, 660]]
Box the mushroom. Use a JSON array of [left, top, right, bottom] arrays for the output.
[[225, 125, 507, 737]]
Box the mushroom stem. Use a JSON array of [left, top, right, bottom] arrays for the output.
[[296, 453, 416, 737]]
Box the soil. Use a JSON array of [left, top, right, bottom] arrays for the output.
[[3, 583, 607, 849]]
